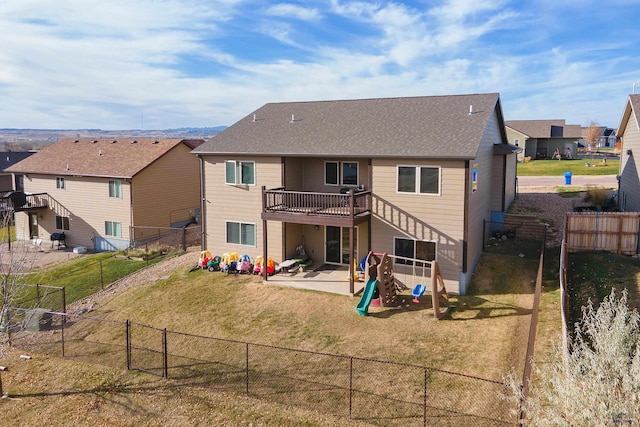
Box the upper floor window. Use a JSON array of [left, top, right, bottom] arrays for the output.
[[514, 139, 520, 147], [109, 180, 122, 198], [56, 215, 70, 230], [325, 161, 358, 186], [225, 161, 255, 185], [397, 166, 440, 195], [56, 177, 65, 190], [394, 237, 436, 267]]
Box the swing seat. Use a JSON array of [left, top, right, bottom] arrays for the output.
[[412, 284, 426, 298]]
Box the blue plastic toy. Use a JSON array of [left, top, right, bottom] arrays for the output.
[[412, 284, 426, 303]]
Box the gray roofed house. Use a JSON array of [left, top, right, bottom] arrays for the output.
[[0, 151, 36, 191], [617, 94, 640, 212], [505, 119, 582, 161], [194, 93, 519, 297]]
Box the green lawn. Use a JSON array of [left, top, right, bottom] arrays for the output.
[[517, 159, 618, 176]]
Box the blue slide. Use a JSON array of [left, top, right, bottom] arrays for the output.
[[355, 278, 379, 316]]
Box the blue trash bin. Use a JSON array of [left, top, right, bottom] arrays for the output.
[[564, 171, 572, 185]]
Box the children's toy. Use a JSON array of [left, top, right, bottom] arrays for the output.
[[412, 284, 426, 303], [207, 255, 221, 272], [236, 254, 253, 273], [220, 252, 239, 273], [190, 250, 214, 271], [277, 245, 312, 273]]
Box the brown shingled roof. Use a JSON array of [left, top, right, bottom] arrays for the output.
[[193, 93, 504, 159], [6, 138, 200, 178]]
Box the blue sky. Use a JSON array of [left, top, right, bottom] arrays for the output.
[[1, 0, 639, 130]]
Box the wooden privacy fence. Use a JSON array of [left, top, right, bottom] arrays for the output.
[[565, 212, 640, 254]]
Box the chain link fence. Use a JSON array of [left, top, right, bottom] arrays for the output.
[[9, 311, 517, 426]]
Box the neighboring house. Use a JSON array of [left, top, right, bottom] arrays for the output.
[[580, 126, 618, 149], [505, 119, 581, 161], [5, 138, 203, 251], [192, 93, 519, 295], [0, 151, 36, 191], [617, 95, 640, 212]]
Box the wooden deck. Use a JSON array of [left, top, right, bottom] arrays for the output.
[[261, 187, 371, 227]]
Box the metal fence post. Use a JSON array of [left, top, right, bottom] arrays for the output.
[[349, 357, 353, 420], [126, 320, 131, 370], [162, 328, 168, 378], [61, 313, 65, 357], [424, 367, 428, 427], [245, 343, 250, 396]]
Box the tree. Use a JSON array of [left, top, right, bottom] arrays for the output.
[[584, 121, 602, 152], [508, 289, 640, 425]]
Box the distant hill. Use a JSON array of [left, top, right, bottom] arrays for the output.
[[0, 127, 226, 151]]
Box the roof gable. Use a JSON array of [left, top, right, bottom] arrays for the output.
[[193, 93, 504, 159], [618, 94, 640, 136], [505, 119, 580, 138], [6, 138, 202, 178]]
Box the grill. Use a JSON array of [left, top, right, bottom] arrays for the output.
[[50, 232, 66, 249]]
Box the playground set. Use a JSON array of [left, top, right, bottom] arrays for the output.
[[355, 251, 450, 319]]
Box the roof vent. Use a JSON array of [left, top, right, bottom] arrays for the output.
[[66, 164, 69, 171], [290, 114, 295, 123], [98, 149, 102, 156], [111, 140, 117, 144], [152, 140, 159, 144], [252, 114, 256, 122], [73, 140, 79, 143], [469, 105, 474, 115], [93, 140, 98, 143], [131, 140, 138, 144]]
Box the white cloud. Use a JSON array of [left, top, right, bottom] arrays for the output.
[[264, 4, 322, 21]]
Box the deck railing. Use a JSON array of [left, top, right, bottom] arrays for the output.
[[0, 192, 49, 211], [263, 187, 371, 218]]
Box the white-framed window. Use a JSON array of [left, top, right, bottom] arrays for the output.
[[397, 165, 440, 195], [226, 221, 255, 246], [325, 161, 358, 186], [56, 215, 70, 230], [56, 177, 65, 189], [105, 221, 122, 237], [225, 160, 255, 185], [394, 237, 436, 266], [109, 180, 122, 198], [514, 139, 520, 147]]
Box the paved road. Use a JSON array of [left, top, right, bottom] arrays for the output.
[[517, 174, 618, 188]]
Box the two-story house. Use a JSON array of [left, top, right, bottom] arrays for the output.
[[6, 138, 203, 251], [192, 93, 518, 295], [617, 94, 640, 212]]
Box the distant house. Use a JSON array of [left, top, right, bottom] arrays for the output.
[[505, 119, 581, 161], [192, 93, 519, 295], [0, 151, 36, 191], [6, 138, 203, 251], [617, 95, 640, 212], [580, 126, 618, 149]]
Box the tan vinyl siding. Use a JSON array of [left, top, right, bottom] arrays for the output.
[[285, 157, 370, 193], [370, 158, 466, 294], [504, 153, 517, 209], [201, 155, 284, 261], [14, 174, 130, 249], [467, 112, 503, 285], [619, 117, 640, 212], [131, 144, 200, 241], [506, 127, 527, 161]]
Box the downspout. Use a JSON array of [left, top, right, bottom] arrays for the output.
[[128, 178, 133, 247], [462, 161, 469, 273], [198, 155, 207, 251]]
